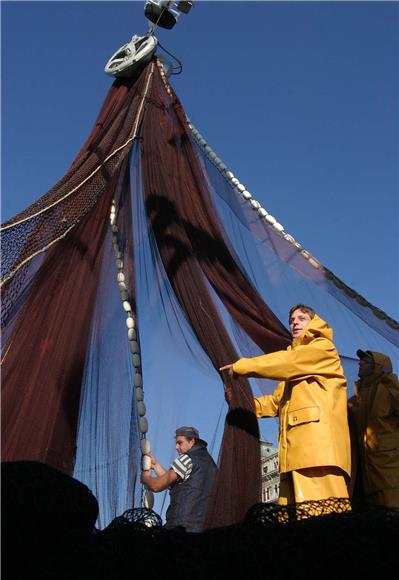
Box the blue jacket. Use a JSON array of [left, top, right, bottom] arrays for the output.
[[166, 443, 217, 532]]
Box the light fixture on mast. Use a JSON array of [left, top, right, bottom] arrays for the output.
[[105, 1, 193, 78]]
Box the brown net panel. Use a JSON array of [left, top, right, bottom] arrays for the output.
[[138, 63, 291, 528], [1, 65, 156, 473], [1, 58, 291, 527], [2, 179, 115, 472]]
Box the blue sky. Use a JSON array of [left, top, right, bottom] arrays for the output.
[[2, 1, 398, 516], [2, 1, 398, 322]]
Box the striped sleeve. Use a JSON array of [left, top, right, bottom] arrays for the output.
[[170, 454, 193, 482]]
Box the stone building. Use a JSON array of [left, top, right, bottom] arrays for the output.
[[260, 440, 279, 503]]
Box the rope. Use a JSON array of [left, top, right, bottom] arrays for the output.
[[186, 119, 399, 335], [109, 200, 154, 510], [1, 64, 155, 233], [1, 63, 155, 288]]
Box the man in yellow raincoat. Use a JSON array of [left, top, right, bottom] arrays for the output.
[[220, 304, 351, 506], [348, 350, 399, 508]]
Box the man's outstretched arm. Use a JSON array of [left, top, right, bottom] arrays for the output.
[[222, 340, 341, 383]]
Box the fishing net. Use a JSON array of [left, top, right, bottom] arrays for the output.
[[2, 58, 398, 528]]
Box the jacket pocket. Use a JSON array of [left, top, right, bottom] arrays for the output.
[[376, 436, 397, 452], [288, 406, 320, 427]]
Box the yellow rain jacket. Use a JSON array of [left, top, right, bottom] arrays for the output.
[[348, 352, 399, 499], [232, 315, 351, 477]]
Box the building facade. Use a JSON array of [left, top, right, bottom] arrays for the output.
[[260, 440, 279, 503]]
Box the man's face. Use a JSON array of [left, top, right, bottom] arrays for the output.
[[289, 309, 312, 338], [175, 436, 195, 455], [358, 355, 374, 378]]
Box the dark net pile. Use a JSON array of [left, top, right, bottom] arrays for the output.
[[4, 500, 399, 580], [3, 460, 398, 578]]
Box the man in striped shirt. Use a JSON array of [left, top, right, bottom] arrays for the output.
[[141, 426, 217, 532]]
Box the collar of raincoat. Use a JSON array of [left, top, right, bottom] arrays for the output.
[[291, 314, 333, 348], [356, 351, 393, 391]]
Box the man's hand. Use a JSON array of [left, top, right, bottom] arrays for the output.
[[219, 364, 236, 378], [149, 452, 158, 468], [149, 453, 166, 476]]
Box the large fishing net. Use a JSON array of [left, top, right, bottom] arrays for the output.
[[2, 59, 398, 528]]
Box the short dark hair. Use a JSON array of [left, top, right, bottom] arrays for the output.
[[288, 304, 316, 323], [175, 426, 199, 440]]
